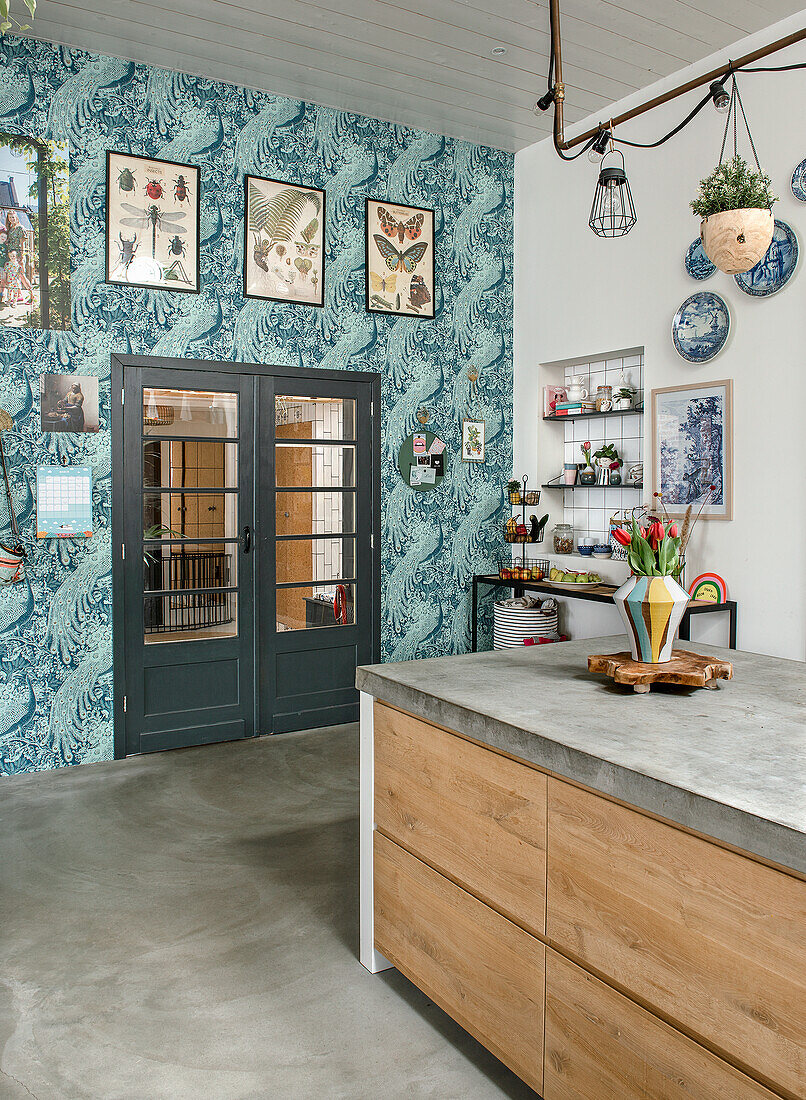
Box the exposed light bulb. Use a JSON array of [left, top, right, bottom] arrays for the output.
[[588, 128, 612, 164], [710, 80, 730, 113], [602, 180, 623, 219]]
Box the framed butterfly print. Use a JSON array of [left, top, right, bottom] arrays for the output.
[[365, 198, 435, 318], [243, 175, 325, 307]]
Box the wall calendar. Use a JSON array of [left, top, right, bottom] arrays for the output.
[[36, 466, 93, 537]]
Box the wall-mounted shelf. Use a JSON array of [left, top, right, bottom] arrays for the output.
[[542, 482, 643, 491], [543, 406, 644, 424]]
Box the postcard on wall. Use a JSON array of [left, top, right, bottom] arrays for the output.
[[106, 151, 200, 293], [365, 199, 434, 318], [36, 465, 93, 537], [462, 418, 485, 463], [0, 132, 70, 331], [40, 375, 100, 433], [244, 176, 324, 307], [652, 379, 733, 520]]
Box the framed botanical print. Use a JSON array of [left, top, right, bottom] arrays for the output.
[[652, 379, 733, 520], [462, 417, 485, 462], [106, 151, 200, 293], [244, 176, 324, 306], [365, 199, 434, 318]]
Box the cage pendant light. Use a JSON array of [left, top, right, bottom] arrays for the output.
[[589, 149, 636, 238]]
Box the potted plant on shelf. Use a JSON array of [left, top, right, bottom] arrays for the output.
[[507, 478, 521, 504], [692, 154, 776, 275], [594, 442, 619, 485], [579, 442, 596, 485], [613, 386, 634, 411], [611, 520, 689, 663]]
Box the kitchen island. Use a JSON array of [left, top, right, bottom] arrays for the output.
[[357, 638, 806, 1099]]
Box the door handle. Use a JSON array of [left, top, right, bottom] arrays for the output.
[[242, 525, 251, 553]]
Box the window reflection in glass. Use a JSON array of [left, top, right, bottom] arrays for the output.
[[143, 388, 238, 439], [276, 582, 354, 632]]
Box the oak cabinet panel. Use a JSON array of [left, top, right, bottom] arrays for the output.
[[544, 949, 782, 1100], [547, 779, 806, 1098], [374, 831, 545, 1095], [374, 701, 547, 936]]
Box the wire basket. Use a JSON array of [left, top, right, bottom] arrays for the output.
[[503, 523, 546, 544], [498, 558, 550, 582]]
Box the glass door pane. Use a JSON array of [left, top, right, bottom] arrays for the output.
[[142, 387, 240, 644], [275, 394, 357, 632]]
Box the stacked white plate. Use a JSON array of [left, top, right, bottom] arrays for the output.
[[493, 602, 559, 649]]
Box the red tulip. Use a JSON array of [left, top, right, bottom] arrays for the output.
[[612, 527, 631, 546], [669, 523, 679, 537], [640, 526, 647, 537]]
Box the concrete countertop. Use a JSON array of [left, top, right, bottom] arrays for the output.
[[357, 637, 806, 876]]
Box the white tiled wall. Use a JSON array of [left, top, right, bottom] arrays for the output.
[[561, 352, 644, 544]]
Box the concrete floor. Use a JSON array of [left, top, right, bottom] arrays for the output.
[[0, 725, 538, 1099]]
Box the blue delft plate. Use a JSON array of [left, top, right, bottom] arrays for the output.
[[685, 238, 716, 280], [734, 219, 798, 298], [791, 158, 806, 201], [671, 291, 730, 363]]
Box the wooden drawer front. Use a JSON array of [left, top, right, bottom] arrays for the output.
[[544, 950, 782, 1100], [547, 779, 806, 1098], [374, 701, 547, 935], [374, 831, 545, 1095]]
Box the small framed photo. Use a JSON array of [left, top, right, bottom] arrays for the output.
[[462, 417, 485, 463], [244, 176, 324, 306], [652, 379, 733, 520], [106, 152, 200, 292], [365, 198, 434, 318], [40, 375, 99, 433], [543, 385, 568, 416]]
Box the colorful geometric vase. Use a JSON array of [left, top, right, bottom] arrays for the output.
[[613, 575, 690, 664]]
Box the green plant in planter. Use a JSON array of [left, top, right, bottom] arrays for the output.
[[594, 442, 619, 465], [690, 155, 776, 218]]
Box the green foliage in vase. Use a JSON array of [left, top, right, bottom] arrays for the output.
[[690, 155, 776, 219], [0, 0, 35, 34]]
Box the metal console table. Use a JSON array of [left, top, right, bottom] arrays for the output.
[[470, 573, 737, 652]]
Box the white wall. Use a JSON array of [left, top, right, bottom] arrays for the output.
[[515, 12, 806, 659]]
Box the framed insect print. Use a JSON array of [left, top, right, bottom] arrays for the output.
[[244, 176, 325, 307], [106, 151, 200, 293], [365, 199, 434, 318]]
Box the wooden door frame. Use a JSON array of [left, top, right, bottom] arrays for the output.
[[111, 352, 382, 760]]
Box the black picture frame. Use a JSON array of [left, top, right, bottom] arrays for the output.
[[105, 150, 201, 294], [243, 175, 325, 308], [365, 197, 435, 319]]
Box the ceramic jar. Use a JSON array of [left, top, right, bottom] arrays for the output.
[[613, 574, 690, 663], [563, 463, 578, 486], [566, 376, 588, 403]]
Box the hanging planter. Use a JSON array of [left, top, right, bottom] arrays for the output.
[[691, 79, 776, 275]]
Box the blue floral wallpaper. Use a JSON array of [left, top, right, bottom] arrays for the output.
[[0, 37, 513, 775]]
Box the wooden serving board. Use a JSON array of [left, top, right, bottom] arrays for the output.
[[588, 650, 733, 694]]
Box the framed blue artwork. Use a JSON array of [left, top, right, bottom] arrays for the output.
[[36, 466, 93, 537], [651, 379, 732, 521]]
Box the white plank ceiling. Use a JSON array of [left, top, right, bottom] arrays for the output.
[[25, 0, 806, 151]]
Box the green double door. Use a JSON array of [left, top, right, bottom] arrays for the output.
[[114, 355, 379, 756]]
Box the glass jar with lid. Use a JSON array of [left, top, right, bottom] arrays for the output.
[[552, 523, 574, 555]]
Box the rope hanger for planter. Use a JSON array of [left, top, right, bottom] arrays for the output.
[[717, 75, 764, 178]]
